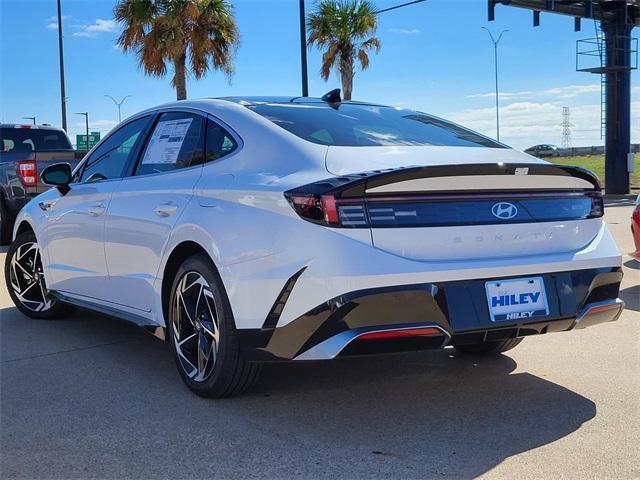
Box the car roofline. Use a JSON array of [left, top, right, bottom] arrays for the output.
[[214, 96, 391, 108]]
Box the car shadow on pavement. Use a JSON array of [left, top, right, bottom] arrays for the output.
[[620, 285, 640, 312], [1, 307, 597, 479]]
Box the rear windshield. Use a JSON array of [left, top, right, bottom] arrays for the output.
[[247, 103, 504, 148], [1, 128, 72, 153]]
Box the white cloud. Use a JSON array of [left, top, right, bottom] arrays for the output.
[[467, 84, 601, 100], [457, 82, 640, 148], [45, 14, 69, 30], [467, 90, 533, 99], [73, 19, 118, 38], [388, 28, 420, 35], [449, 100, 640, 150]]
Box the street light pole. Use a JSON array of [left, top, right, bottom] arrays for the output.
[[299, 0, 309, 97], [23, 117, 36, 125], [104, 95, 132, 123], [75, 112, 89, 151], [57, 0, 67, 132], [482, 27, 508, 142]]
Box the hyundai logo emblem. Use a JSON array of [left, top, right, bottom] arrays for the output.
[[491, 202, 518, 220]]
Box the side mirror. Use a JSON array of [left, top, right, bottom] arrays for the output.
[[41, 163, 72, 195]]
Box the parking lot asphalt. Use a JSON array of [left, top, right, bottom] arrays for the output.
[[1, 200, 638, 480]]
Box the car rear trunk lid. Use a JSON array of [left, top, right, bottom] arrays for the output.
[[286, 161, 603, 261]]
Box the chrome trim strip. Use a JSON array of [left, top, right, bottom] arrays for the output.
[[572, 298, 625, 330], [294, 324, 450, 361]]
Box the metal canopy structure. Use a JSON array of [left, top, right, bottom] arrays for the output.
[[489, 1, 639, 27], [489, 0, 638, 194]]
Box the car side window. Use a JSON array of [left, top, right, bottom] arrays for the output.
[[78, 116, 150, 183], [135, 112, 205, 176], [205, 118, 238, 163]]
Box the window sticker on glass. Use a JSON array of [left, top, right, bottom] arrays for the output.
[[142, 118, 193, 165]]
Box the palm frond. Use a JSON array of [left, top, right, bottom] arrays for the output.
[[321, 44, 340, 80], [357, 48, 369, 70], [307, 0, 381, 94], [113, 0, 239, 95]]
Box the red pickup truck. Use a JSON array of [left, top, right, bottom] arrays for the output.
[[0, 124, 83, 244]]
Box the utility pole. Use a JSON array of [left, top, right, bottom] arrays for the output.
[[57, 0, 67, 132], [299, 0, 309, 97], [482, 27, 508, 142], [23, 117, 36, 125], [561, 107, 572, 148], [105, 95, 132, 123], [76, 112, 89, 151]]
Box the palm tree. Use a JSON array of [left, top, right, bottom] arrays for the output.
[[114, 0, 239, 101], [307, 0, 380, 101]]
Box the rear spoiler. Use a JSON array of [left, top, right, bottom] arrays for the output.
[[287, 163, 601, 199]]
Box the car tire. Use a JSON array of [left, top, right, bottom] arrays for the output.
[[453, 337, 523, 356], [167, 253, 261, 398], [4, 231, 73, 319], [0, 199, 12, 246]]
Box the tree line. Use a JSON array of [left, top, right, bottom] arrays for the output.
[[115, 0, 380, 101]]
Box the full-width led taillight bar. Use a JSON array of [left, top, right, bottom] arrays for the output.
[[284, 163, 604, 229], [17, 160, 38, 187], [285, 191, 604, 228]]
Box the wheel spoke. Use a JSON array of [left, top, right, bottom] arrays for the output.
[[12, 261, 34, 282], [178, 333, 196, 347], [197, 332, 209, 379], [17, 243, 37, 262], [176, 291, 195, 327], [16, 280, 39, 297], [176, 347, 198, 379], [202, 289, 219, 342]]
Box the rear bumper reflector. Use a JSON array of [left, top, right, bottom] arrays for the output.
[[357, 326, 444, 341], [294, 324, 450, 361]]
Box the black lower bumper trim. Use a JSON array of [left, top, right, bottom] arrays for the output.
[[238, 267, 622, 361]]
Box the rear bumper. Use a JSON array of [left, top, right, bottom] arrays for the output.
[[238, 267, 623, 361]]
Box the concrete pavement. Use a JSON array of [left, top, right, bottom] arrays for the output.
[[0, 201, 638, 479]]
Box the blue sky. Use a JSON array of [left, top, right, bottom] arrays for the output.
[[1, 0, 638, 149]]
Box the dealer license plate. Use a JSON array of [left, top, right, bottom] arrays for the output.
[[485, 277, 549, 322]]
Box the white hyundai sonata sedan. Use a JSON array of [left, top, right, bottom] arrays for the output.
[[5, 93, 624, 397]]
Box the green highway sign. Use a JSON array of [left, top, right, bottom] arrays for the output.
[[76, 131, 101, 150]]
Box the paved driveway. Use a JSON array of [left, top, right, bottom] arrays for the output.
[[1, 200, 638, 479]]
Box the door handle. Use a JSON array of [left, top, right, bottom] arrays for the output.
[[154, 202, 178, 217], [87, 203, 106, 217]]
